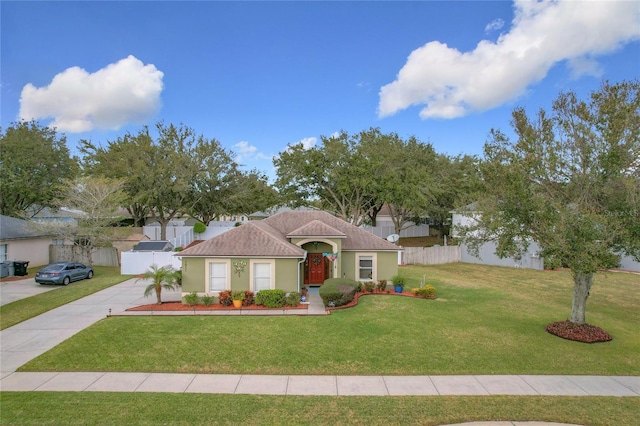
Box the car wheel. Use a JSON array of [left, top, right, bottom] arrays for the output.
[[87, 271, 94, 279], [62, 276, 70, 286]]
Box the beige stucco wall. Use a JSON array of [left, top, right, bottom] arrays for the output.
[[376, 251, 400, 281], [341, 251, 398, 282], [1, 238, 53, 267], [181, 257, 205, 293], [181, 257, 302, 295]]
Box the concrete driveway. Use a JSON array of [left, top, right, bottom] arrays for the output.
[[0, 278, 61, 306]]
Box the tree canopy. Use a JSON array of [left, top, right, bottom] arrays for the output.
[[0, 121, 78, 217], [461, 80, 640, 325], [273, 128, 443, 230], [81, 122, 278, 235]]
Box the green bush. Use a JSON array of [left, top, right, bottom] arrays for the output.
[[183, 292, 199, 306], [376, 279, 387, 292], [319, 278, 359, 307], [201, 294, 214, 306], [193, 222, 207, 234], [286, 292, 301, 306], [255, 289, 286, 308]]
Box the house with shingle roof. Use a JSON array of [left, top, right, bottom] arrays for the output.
[[0, 215, 60, 267], [178, 210, 402, 297]]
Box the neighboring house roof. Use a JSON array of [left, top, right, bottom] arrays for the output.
[[179, 210, 401, 258], [451, 202, 479, 214], [132, 241, 174, 252], [0, 215, 55, 240], [248, 205, 317, 220]]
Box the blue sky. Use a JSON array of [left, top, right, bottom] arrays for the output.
[[2, 1, 639, 179]]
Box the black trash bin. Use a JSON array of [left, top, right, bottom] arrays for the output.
[[13, 260, 29, 276]]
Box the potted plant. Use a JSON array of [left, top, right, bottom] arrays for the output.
[[231, 290, 245, 308], [391, 275, 406, 293]]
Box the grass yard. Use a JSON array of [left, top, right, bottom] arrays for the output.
[[0, 266, 132, 330], [19, 264, 640, 375], [1, 393, 638, 426]]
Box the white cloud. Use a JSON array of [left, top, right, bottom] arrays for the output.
[[19, 55, 164, 132], [485, 18, 505, 33], [299, 137, 317, 149], [378, 0, 640, 120], [233, 140, 257, 162]]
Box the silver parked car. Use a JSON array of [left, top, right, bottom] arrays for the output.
[[35, 262, 94, 285]]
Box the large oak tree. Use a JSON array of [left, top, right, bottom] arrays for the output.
[[0, 121, 78, 217], [462, 80, 640, 325]]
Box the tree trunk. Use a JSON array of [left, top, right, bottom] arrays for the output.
[[156, 286, 162, 305], [570, 272, 593, 324]]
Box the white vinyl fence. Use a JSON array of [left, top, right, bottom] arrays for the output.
[[121, 251, 182, 275]]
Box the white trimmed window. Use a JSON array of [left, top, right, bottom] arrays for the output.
[[251, 260, 274, 292], [208, 261, 229, 293], [356, 253, 377, 281]]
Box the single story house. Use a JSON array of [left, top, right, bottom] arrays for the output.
[[178, 210, 402, 297], [0, 215, 62, 267]]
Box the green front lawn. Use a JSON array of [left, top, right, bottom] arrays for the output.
[[0, 266, 133, 330], [19, 264, 640, 375], [1, 393, 638, 426]]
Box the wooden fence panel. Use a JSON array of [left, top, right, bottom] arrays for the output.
[[49, 245, 119, 267], [402, 246, 461, 265]]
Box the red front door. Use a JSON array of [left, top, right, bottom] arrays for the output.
[[306, 253, 326, 285]]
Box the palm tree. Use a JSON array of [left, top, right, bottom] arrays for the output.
[[137, 264, 180, 305]]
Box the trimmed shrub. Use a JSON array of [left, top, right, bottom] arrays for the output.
[[286, 292, 301, 306], [319, 278, 359, 307], [201, 294, 214, 306], [183, 292, 199, 306], [376, 279, 387, 292], [255, 289, 286, 308], [218, 290, 233, 306], [193, 222, 206, 234]]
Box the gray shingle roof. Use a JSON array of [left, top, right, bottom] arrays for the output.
[[179, 210, 401, 258], [0, 215, 55, 240]]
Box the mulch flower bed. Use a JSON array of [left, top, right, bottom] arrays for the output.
[[545, 320, 612, 343], [327, 290, 436, 311], [127, 302, 308, 311]]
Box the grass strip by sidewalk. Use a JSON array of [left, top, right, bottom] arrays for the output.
[[1, 393, 638, 426], [19, 264, 640, 376], [0, 267, 132, 330]]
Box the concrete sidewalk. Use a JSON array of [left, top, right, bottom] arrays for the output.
[[1, 372, 638, 396]]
